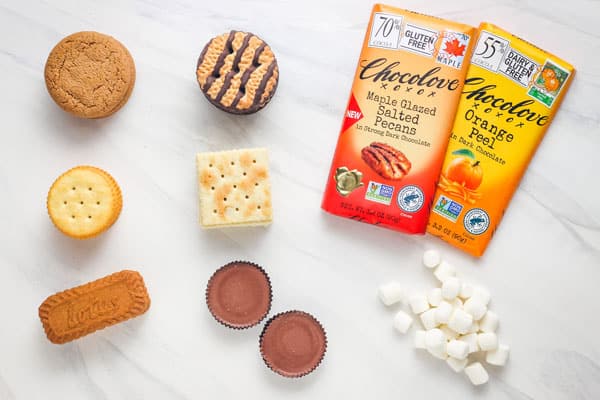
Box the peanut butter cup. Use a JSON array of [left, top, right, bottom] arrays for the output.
[[259, 310, 327, 378], [206, 261, 272, 329]]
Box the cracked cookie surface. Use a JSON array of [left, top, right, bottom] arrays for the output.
[[196, 31, 279, 114], [44, 31, 136, 119]]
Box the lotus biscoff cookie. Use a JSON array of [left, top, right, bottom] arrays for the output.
[[196, 31, 279, 114], [44, 31, 136, 118], [196, 148, 272, 228], [39, 270, 150, 344], [47, 166, 122, 239], [322, 5, 476, 234]]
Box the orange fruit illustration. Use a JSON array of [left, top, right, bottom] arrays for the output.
[[545, 76, 560, 92], [542, 68, 555, 81], [445, 157, 483, 190]]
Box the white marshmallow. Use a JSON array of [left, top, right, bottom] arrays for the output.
[[477, 332, 499, 351], [423, 249, 441, 268], [459, 333, 479, 353], [486, 344, 510, 366], [479, 311, 499, 333], [451, 297, 463, 309], [425, 329, 447, 359], [377, 282, 405, 306], [447, 340, 470, 360], [420, 308, 439, 330], [448, 309, 473, 334], [409, 293, 430, 314], [427, 288, 443, 307], [472, 286, 491, 305], [447, 357, 469, 373], [435, 301, 453, 324], [459, 282, 474, 299], [440, 325, 459, 340], [463, 297, 487, 321], [393, 310, 413, 334], [467, 321, 480, 334], [442, 277, 461, 300], [465, 362, 489, 386], [414, 330, 426, 349], [433, 260, 456, 282]]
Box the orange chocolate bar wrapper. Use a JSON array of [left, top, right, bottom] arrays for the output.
[[427, 23, 575, 256], [322, 4, 476, 234]]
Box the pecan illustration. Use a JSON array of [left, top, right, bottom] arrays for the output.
[[361, 142, 411, 180]]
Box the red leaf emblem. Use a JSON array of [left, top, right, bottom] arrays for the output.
[[444, 38, 466, 57]]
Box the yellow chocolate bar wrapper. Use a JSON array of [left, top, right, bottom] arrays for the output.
[[427, 23, 575, 256]]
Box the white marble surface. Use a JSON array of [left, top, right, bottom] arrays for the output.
[[1, 0, 599, 398]]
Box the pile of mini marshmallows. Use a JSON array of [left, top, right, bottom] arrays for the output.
[[378, 250, 509, 386]]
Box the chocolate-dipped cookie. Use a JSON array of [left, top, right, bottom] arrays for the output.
[[196, 31, 279, 114]]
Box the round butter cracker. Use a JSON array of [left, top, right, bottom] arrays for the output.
[[47, 166, 122, 239]]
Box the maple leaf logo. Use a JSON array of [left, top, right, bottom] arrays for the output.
[[443, 38, 466, 57]]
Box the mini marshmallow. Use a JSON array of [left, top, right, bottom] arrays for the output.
[[378, 282, 405, 306], [465, 362, 489, 386], [467, 321, 480, 334], [448, 309, 473, 334], [459, 282, 474, 299], [459, 333, 479, 353], [425, 329, 447, 359], [472, 286, 491, 306], [486, 344, 510, 366], [440, 325, 459, 340], [435, 301, 453, 324], [433, 260, 456, 282], [463, 297, 487, 321], [479, 311, 499, 333], [423, 249, 441, 269], [409, 293, 430, 314], [414, 330, 426, 349], [442, 277, 461, 300], [451, 297, 463, 309], [427, 288, 442, 307], [477, 332, 498, 351], [447, 357, 469, 373], [447, 340, 470, 360], [420, 308, 439, 330], [393, 310, 413, 334]]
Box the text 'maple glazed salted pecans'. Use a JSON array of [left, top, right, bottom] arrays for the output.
[[322, 4, 476, 234], [428, 23, 575, 256]]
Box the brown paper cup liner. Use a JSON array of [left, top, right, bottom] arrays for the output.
[[205, 261, 272, 329], [259, 310, 327, 378]]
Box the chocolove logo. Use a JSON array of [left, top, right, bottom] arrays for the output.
[[359, 58, 461, 92], [463, 77, 550, 126]]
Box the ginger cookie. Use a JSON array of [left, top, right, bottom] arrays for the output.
[[196, 31, 279, 114], [44, 31, 136, 118], [39, 270, 150, 344], [47, 166, 122, 239]]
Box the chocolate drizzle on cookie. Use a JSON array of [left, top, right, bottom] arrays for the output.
[[196, 31, 279, 114]]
